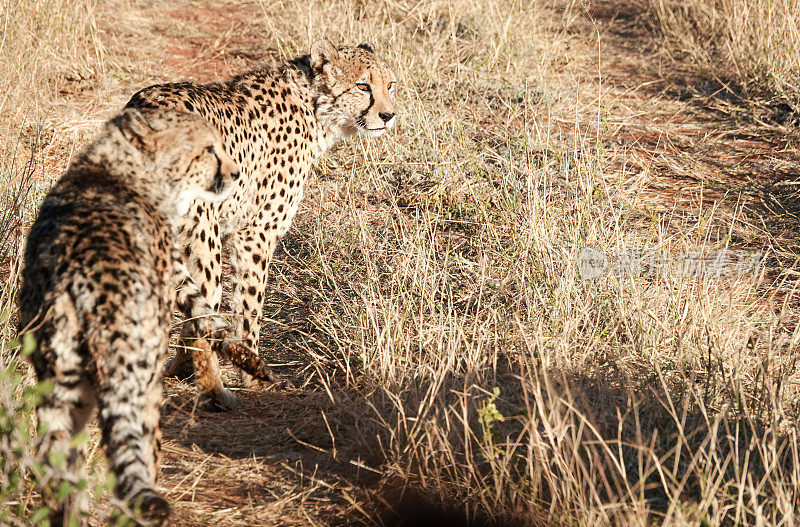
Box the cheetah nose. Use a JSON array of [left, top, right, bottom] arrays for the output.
[[379, 112, 395, 123]]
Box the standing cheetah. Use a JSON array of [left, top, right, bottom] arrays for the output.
[[126, 40, 397, 407], [18, 108, 238, 525]]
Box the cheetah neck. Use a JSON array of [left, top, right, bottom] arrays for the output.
[[79, 130, 145, 185], [279, 59, 352, 160], [74, 129, 169, 218]]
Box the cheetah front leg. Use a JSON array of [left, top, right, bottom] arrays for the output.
[[171, 248, 240, 411], [227, 222, 278, 375], [168, 206, 241, 410], [165, 204, 225, 379], [168, 221, 276, 411], [173, 257, 229, 338]]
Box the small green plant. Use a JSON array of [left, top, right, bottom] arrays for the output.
[[477, 386, 505, 460], [0, 335, 56, 525], [0, 334, 110, 526]]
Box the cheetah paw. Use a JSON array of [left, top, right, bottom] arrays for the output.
[[130, 489, 171, 526], [204, 388, 240, 412], [252, 376, 296, 391]]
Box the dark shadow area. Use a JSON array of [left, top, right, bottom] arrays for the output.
[[561, 360, 800, 519], [158, 336, 800, 525], [373, 483, 529, 527]]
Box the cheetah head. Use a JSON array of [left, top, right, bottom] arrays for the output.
[[310, 40, 397, 140], [113, 108, 240, 216]]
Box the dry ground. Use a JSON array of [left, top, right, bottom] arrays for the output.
[[4, 0, 800, 525]]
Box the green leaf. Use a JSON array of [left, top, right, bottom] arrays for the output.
[[69, 431, 88, 448], [32, 461, 47, 479], [48, 450, 67, 469], [36, 380, 54, 396], [37, 420, 50, 435], [30, 507, 50, 523], [21, 333, 37, 356], [16, 422, 31, 442], [8, 471, 19, 492], [55, 480, 73, 501]]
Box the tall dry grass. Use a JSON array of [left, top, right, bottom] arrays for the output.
[[0, 1, 111, 523], [645, 0, 800, 104], [0, 0, 106, 142], [246, 1, 800, 524], [293, 123, 800, 523], [0, 0, 108, 330], [1, 0, 799, 525]]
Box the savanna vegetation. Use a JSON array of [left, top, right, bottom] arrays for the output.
[[2, 0, 800, 524]]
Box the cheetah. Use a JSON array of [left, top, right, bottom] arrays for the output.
[[17, 108, 239, 525], [126, 40, 397, 407]]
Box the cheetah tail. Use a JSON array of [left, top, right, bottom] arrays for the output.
[[219, 342, 279, 383]]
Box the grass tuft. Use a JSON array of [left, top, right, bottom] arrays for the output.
[[644, 0, 800, 105]]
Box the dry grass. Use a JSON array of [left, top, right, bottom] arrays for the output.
[[3, 0, 800, 525], [0, 0, 110, 338], [644, 0, 800, 105]]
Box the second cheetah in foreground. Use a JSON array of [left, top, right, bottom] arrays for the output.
[[18, 108, 238, 525], [126, 40, 397, 408]]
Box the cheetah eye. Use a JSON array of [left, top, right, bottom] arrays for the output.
[[388, 81, 396, 91], [193, 146, 214, 163], [356, 83, 371, 93]]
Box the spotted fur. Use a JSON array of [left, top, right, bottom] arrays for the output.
[[126, 40, 397, 407], [18, 108, 238, 525]]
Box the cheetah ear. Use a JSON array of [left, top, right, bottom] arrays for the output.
[[118, 108, 158, 152], [118, 109, 172, 152], [357, 42, 375, 53], [310, 39, 339, 72]]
